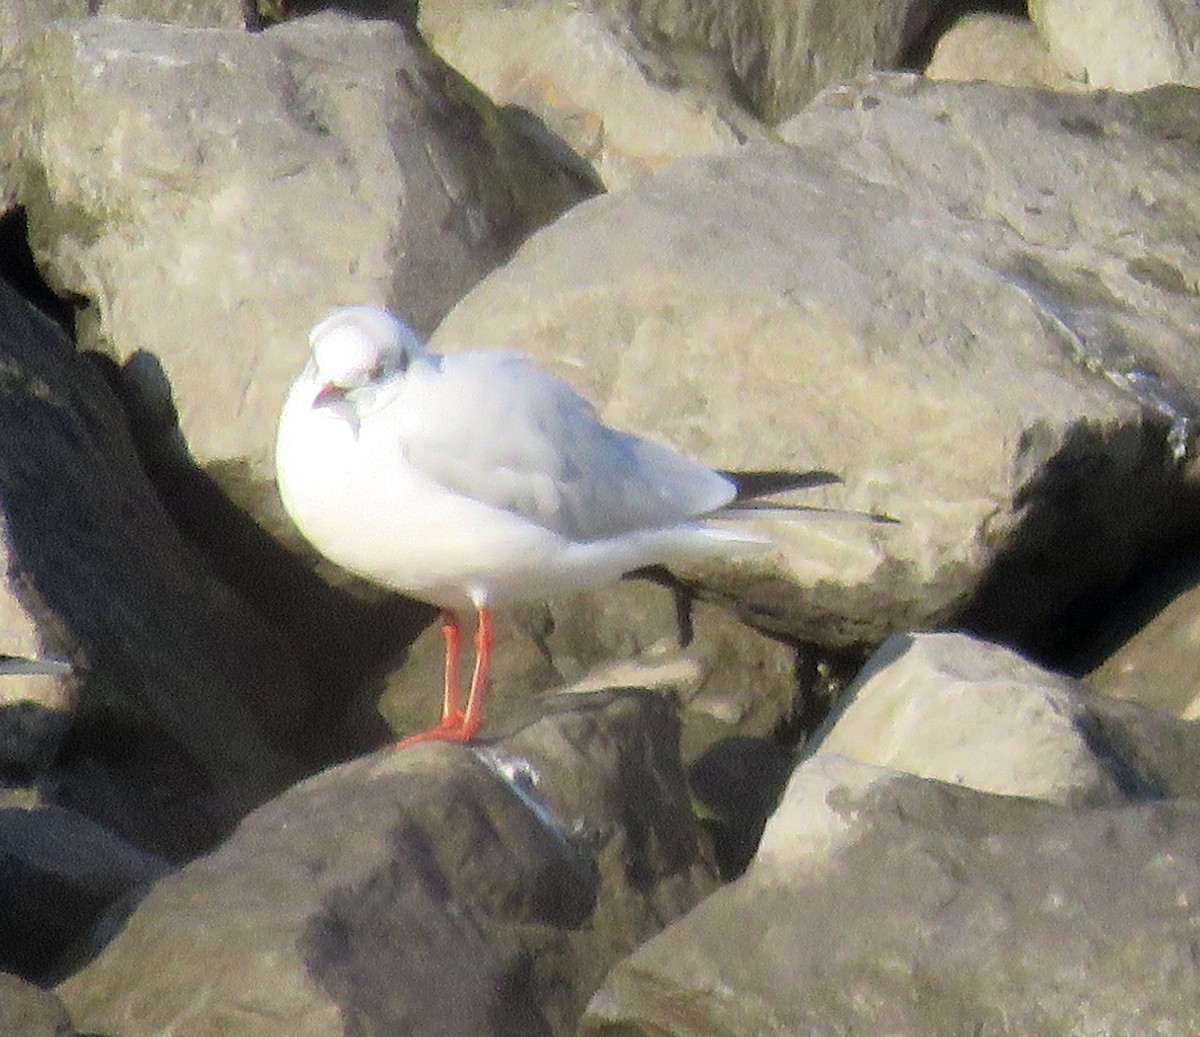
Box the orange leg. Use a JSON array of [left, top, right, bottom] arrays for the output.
[[398, 604, 491, 747], [457, 604, 492, 741]]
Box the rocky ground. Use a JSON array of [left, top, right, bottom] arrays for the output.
[[1, 1, 1200, 1034]]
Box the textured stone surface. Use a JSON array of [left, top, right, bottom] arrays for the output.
[[433, 76, 1200, 655], [57, 691, 717, 1037], [1029, 0, 1200, 91], [811, 632, 1149, 805], [0, 278, 306, 859], [925, 12, 1084, 90], [420, 0, 767, 188], [582, 755, 1200, 1037], [16, 13, 590, 475]]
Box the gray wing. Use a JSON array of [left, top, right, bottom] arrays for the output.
[[397, 351, 736, 541]]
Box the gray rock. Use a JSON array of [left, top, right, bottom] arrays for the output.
[[0, 278, 306, 858], [57, 690, 718, 1037], [0, 797, 170, 981], [419, 0, 768, 188], [811, 631, 1152, 805], [0, 972, 73, 1037], [925, 12, 1085, 91], [99, 0, 255, 26], [433, 76, 1200, 662], [13, 12, 590, 478], [1030, 0, 1200, 91], [582, 754, 1200, 1036], [1084, 549, 1200, 717]]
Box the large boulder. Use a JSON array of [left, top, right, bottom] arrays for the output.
[[419, 0, 768, 188], [0, 278, 306, 859], [1029, 0, 1200, 91], [57, 690, 718, 1037], [582, 754, 1200, 1036], [810, 631, 1156, 805], [13, 13, 590, 477], [431, 75, 1200, 662]]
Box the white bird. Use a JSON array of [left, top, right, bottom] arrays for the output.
[[276, 306, 803, 745]]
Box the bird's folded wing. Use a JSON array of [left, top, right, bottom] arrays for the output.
[[396, 352, 736, 541]]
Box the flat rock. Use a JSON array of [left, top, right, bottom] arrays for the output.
[[811, 631, 1154, 805], [433, 75, 1200, 657], [57, 690, 718, 1037], [582, 754, 1200, 1036]]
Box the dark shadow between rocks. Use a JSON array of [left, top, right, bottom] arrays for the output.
[[952, 417, 1200, 669], [688, 734, 794, 880], [88, 349, 432, 766]]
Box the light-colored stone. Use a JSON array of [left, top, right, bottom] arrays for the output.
[[100, 0, 254, 26], [1084, 549, 1200, 717], [925, 12, 1084, 91], [15, 13, 589, 480], [812, 632, 1139, 805], [582, 755, 1200, 1036], [1029, 0, 1200, 91], [420, 0, 768, 189], [432, 76, 1200, 650]]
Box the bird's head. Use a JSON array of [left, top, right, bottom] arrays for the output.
[[308, 305, 427, 407]]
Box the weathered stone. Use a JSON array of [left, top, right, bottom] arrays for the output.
[[1029, 0, 1200, 91], [0, 278, 307, 859], [432, 76, 1200, 660], [1084, 548, 1200, 717], [15, 13, 590, 478], [0, 972, 74, 1037], [925, 12, 1084, 91], [100, 0, 255, 26], [582, 754, 1200, 1037], [58, 690, 717, 1037], [419, 0, 767, 188], [0, 796, 169, 981], [810, 632, 1160, 805]]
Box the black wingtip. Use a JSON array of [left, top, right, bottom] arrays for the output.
[[721, 468, 843, 502]]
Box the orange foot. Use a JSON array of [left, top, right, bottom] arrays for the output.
[[397, 713, 481, 747]]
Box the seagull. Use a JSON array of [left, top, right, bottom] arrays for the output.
[[276, 306, 834, 746]]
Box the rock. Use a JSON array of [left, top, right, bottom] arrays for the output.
[[1083, 548, 1200, 716], [432, 75, 1200, 663], [582, 754, 1200, 1036], [0, 795, 170, 981], [811, 631, 1157, 805], [377, 578, 800, 747], [0, 972, 74, 1037], [627, 0, 937, 124], [57, 690, 718, 1037], [0, 277, 306, 859], [99, 0, 255, 27], [925, 12, 1085, 91], [1029, 0, 1200, 91], [14, 13, 590, 477], [419, 0, 768, 189]]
